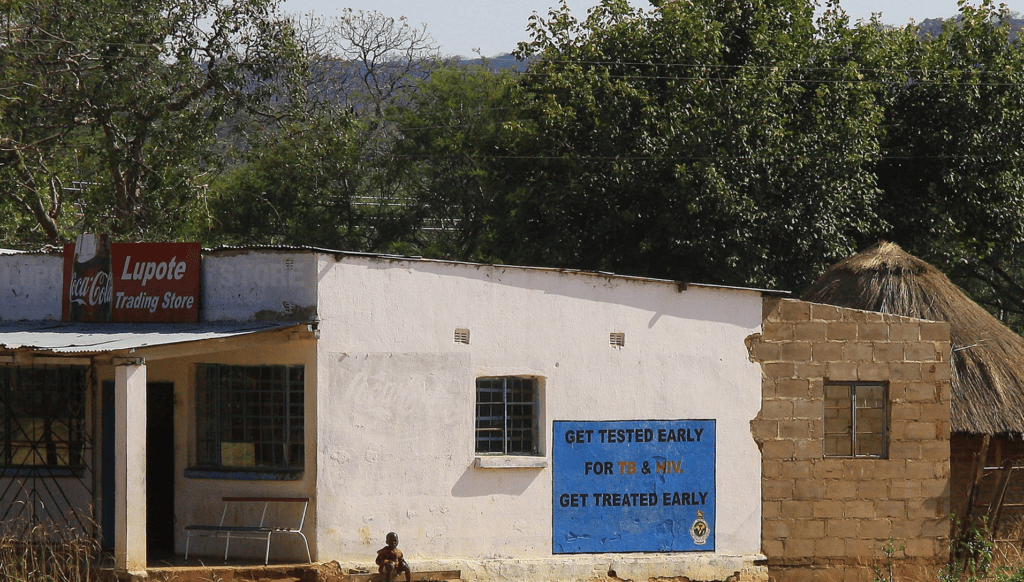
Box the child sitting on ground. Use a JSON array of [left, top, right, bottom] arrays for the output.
[[376, 532, 412, 582]]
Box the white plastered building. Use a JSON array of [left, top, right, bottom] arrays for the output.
[[0, 247, 771, 581]]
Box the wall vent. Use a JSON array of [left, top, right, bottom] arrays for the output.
[[610, 332, 625, 347], [285, 258, 295, 270], [454, 328, 470, 345]]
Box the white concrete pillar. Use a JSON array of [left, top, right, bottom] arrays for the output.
[[114, 360, 147, 572]]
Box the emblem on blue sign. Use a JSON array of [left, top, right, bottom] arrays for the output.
[[552, 420, 716, 554], [690, 510, 710, 545]]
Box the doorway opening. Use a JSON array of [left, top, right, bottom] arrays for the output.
[[147, 382, 175, 559], [100, 381, 176, 560]]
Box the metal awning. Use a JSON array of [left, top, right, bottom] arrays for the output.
[[0, 320, 307, 354]]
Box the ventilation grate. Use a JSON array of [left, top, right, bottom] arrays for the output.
[[610, 332, 625, 347], [454, 328, 470, 345]]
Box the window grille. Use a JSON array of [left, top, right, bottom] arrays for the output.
[[824, 382, 887, 458], [0, 364, 87, 470], [195, 364, 304, 470], [475, 377, 538, 455], [610, 332, 626, 347], [454, 329, 470, 345]]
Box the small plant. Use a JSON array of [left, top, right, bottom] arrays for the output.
[[993, 567, 1024, 582], [942, 516, 995, 582], [874, 537, 906, 582]]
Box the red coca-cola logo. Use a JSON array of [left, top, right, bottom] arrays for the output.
[[68, 270, 112, 307]]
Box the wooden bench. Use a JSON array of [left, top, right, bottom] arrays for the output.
[[184, 496, 311, 565]]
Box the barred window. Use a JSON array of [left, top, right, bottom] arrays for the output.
[[475, 377, 539, 455], [824, 382, 887, 458], [195, 364, 304, 470], [0, 365, 87, 470]]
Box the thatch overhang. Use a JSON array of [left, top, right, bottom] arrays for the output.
[[802, 241, 1024, 435]]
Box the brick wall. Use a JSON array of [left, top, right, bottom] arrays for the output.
[[751, 298, 952, 581]]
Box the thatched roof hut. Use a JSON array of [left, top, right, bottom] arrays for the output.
[[802, 241, 1024, 435]]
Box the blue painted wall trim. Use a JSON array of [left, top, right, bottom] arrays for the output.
[[184, 468, 303, 481]]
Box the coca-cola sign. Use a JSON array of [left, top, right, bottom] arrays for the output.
[[62, 234, 113, 322], [63, 237, 201, 323]]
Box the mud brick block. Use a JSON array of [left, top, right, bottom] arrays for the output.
[[794, 479, 826, 500], [872, 342, 905, 362], [920, 322, 951, 341], [763, 321, 795, 341], [888, 324, 921, 341], [906, 341, 942, 362], [858, 323, 889, 341], [779, 300, 811, 322], [826, 361, 858, 381], [814, 537, 846, 558], [857, 363, 888, 381], [825, 519, 861, 539], [781, 341, 813, 361], [843, 342, 873, 362], [826, 322, 859, 340], [750, 339, 781, 361], [844, 500, 876, 518], [812, 500, 844, 518], [777, 378, 811, 398], [811, 342, 844, 362], [810, 303, 844, 321]]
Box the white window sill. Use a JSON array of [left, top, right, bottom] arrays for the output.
[[475, 456, 548, 469]]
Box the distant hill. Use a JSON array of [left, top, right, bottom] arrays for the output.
[[914, 13, 1024, 41], [456, 53, 526, 72]]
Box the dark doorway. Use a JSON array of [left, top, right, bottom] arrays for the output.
[[101, 381, 115, 550], [147, 382, 176, 559], [101, 381, 177, 556]]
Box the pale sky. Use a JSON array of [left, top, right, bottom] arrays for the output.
[[277, 0, 1012, 58]]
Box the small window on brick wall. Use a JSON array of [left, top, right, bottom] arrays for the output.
[[823, 382, 887, 458]]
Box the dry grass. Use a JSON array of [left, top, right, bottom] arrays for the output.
[[0, 522, 101, 582]]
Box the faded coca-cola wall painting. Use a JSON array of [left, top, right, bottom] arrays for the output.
[[63, 236, 201, 323], [63, 234, 113, 322]]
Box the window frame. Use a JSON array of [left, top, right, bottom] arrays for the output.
[[475, 376, 541, 456], [0, 364, 88, 475], [823, 381, 888, 459], [193, 364, 305, 473]]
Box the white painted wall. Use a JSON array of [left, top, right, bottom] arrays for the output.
[[202, 250, 316, 321], [0, 253, 63, 320], [313, 255, 765, 578]]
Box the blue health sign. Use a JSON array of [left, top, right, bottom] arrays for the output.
[[552, 420, 715, 553]]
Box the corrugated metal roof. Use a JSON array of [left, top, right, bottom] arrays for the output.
[[0, 321, 303, 354]]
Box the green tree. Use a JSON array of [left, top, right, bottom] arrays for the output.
[[387, 63, 521, 260], [209, 9, 442, 252], [210, 115, 359, 247], [486, 0, 883, 290], [868, 1, 1024, 328], [0, 0, 303, 246]]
